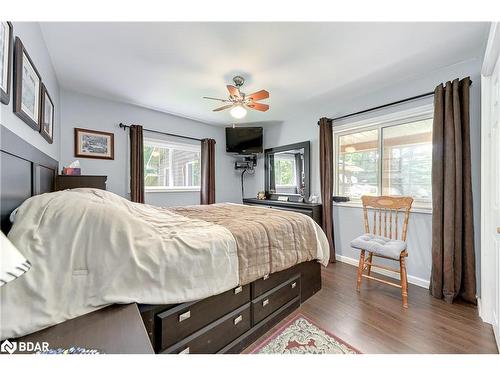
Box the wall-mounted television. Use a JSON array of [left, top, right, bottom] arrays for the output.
[[225, 127, 263, 154]]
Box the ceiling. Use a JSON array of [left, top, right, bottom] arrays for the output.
[[39, 22, 489, 126]]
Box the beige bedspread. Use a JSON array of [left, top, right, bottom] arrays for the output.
[[171, 204, 329, 285]]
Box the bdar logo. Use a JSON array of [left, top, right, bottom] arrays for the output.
[[1, 339, 17, 354]]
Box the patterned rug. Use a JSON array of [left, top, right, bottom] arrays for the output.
[[251, 314, 360, 354]]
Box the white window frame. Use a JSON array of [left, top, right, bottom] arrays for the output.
[[144, 137, 201, 193], [333, 103, 434, 213]]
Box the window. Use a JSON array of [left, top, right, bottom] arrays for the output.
[[338, 129, 379, 197], [334, 106, 433, 208], [144, 138, 201, 191], [184, 160, 200, 187], [382, 121, 432, 200]]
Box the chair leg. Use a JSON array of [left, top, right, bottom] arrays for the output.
[[366, 252, 373, 276], [356, 250, 365, 292], [400, 256, 408, 308]]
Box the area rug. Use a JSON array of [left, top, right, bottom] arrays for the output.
[[251, 314, 360, 354]]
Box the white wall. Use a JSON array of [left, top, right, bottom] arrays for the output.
[[60, 89, 242, 206], [0, 22, 60, 161], [244, 58, 483, 291]]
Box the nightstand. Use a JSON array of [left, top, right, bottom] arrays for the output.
[[55, 175, 107, 191]]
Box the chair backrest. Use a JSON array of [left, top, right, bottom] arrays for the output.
[[361, 196, 413, 241]]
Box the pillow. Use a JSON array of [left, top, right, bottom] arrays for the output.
[[0, 232, 31, 287], [9, 206, 20, 224]]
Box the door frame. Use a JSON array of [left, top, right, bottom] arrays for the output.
[[480, 22, 500, 351]]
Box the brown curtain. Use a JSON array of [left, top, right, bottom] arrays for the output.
[[129, 124, 144, 203], [431, 77, 476, 304], [319, 117, 336, 262], [200, 138, 216, 205]]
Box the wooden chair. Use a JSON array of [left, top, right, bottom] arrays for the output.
[[351, 195, 413, 308]]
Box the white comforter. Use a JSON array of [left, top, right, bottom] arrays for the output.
[[0, 189, 327, 340], [1, 189, 239, 340]]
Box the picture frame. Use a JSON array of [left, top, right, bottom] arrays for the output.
[[74, 128, 114, 160], [39, 84, 54, 144], [13, 36, 42, 131], [0, 21, 13, 105]]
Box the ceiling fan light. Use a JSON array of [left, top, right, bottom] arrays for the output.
[[230, 105, 247, 119]]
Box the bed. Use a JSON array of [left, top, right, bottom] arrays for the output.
[[0, 126, 328, 353]]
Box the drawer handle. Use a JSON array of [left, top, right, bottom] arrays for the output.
[[179, 347, 190, 354], [263, 274, 269, 280], [262, 298, 269, 307], [234, 315, 243, 325], [178, 310, 191, 322], [234, 286, 243, 294], [291, 282, 297, 289]]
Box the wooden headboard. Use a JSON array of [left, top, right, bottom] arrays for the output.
[[0, 125, 58, 233]]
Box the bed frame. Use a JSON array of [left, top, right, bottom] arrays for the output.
[[0, 126, 58, 233], [0, 125, 322, 353], [139, 260, 321, 353]]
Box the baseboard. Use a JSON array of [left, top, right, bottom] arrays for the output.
[[335, 254, 430, 289]]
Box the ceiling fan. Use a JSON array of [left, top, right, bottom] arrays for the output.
[[203, 76, 269, 119]]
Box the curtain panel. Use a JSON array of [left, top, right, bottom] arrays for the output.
[[319, 117, 336, 262], [200, 138, 216, 205], [129, 124, 145, 204], [431, 77, 476, 304]]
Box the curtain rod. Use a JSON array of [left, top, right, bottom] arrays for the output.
[[321, 79, 473, 124], [319, 91, 434, 124], [119, 123, 203, 142]]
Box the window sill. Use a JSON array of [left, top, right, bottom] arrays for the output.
[[145, 188, 200, 193], [332, 201, 432, 215]]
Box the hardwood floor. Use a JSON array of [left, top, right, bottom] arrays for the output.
[[244, 262, 498, 354]]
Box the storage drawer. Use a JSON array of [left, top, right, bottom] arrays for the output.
[[252, 275, 300, 324], [164, 303, 251, 354], [252, 267, 299, 298], [155, 284, 250, 352], [272, 206, 313, 217]]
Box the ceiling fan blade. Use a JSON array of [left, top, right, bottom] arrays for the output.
[[213, 104, 234, 112], [247, 90, 269, 101], [226, 85, 242, 99], [247, 102, 269, 112], [203, 96, 231, 102]]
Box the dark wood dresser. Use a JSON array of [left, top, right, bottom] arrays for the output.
[[242, 198, 322, 226], [55, 175, 107, 191]]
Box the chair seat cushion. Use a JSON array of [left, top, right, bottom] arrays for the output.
[[350, 234, 406, 259]]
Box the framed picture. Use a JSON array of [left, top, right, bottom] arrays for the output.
[[13, 36, 41, 130], [0, 22, 13, 105], [74, 128, 114, 160], [39, 84, 54, 144]]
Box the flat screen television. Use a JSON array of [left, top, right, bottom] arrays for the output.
[[225, 127, 263, 154]]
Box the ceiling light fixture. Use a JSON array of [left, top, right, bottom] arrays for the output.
[[230, 105, 247, 119]]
